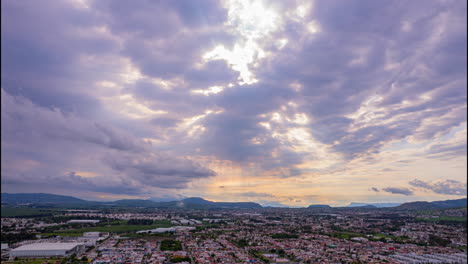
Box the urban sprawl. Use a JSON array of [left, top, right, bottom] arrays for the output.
[[1, 207, 467, 264]]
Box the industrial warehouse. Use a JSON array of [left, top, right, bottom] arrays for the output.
[[10, 243, 84, 258]]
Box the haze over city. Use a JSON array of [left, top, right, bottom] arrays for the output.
[[1, 0, 467, 207]]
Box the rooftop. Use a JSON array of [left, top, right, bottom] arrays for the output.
[[11, 243, 82, 251]]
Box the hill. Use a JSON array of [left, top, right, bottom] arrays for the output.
[[308, 204, 331, 208], [346, 202, 401, 208], [0, 193, 262, 209], [179, 197, 262, 209], [431, 198, 467, 208], [397, 198, 466, 210], [112, 199, 160, 207], [1, 193, 88, 205]]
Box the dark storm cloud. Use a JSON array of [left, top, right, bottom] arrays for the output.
[[130, 79, 213, 116], [103, 153, 216, 188], [382, 187, 414, 196], [1, 90, 148, 152], [3, 171, 144, 195], [121, 31, 235, 81], [91, 0, 236, 82], [197, 113, 275, 162], [91, 0, 228, 36], [184, 60, 239, 88], [1, 90, 215, 193], [1, 0, 118, 116], [163, 0, 228, 27], [150, 117, 180, 128], [187, 82, 305, 173], [409, 179, 467, 195]]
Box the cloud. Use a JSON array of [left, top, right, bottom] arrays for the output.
[[1, 0, 466, 201], [382, 187, 414, 196], [256, 0, 467, 162], [370, 187, 380, 192], [238, 192, 275, 198], [1, 89, 215, 194], [409, 179, 467, 195], [1, 89, 149, 152], [257, 200, 290, 208], [104, 153, 216, 189]]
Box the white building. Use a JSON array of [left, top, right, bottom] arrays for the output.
[[83, 232, 100, 238], [67, 220, 100, 224], [137, 227, 176, 234], [136, 226, 196, 234], [10, 243, 84, 257]]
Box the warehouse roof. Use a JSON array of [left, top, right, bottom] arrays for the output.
[[11, 243, 82, 251]]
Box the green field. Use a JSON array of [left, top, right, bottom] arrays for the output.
[[328, 231, 365, 239], [417, 216, 467, 222], [2, 257, 62, 264], [39, 232, 83, 237], [1, 207, 55, 217], [41, 220, 172, 235]]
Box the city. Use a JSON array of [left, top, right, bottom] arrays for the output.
[[1, 194, 466, 263], [1, 0, 467, 263]]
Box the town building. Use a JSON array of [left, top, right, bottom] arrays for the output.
[[10, 243, 84, 257]]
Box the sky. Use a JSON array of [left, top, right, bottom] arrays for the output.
[[1, 0, 467, 207]]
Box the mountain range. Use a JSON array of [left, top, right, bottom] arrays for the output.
[[1, 193, 262, 209], [345, 202, 402, 208], [396, 198, 467, 210], [1, 193, 466, 210]]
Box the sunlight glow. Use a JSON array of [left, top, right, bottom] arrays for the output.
[[306, 20, 320, 34], [112, 94, 168, 119], [192, 85, 225, 96], [202, 0, 282, 84]]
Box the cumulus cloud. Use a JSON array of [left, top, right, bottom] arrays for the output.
[[382, 187, 414, 196], [409, 179, 467, 195]]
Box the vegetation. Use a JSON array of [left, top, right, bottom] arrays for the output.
[[234, 238, 249, 247], [271, 233, 299, 239], [160, 239, 182, 251], [416, 216, 467, 223], [1, 232, 37, 244], [2, 258, 63, 264], [39, 232, 83, 237], [428, 234, 451, 247], [1, 207, 55, 218], [127, 219, 154, 225], [249, 249, 270, 263], [39, 220, 172, 235], [120, 232, 172, 238], [171, 256, 191, 262]]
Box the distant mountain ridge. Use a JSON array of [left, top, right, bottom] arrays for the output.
[[1, 193, 262, 209], [397, 198, 467, 210], [346, 202, 401, 208], [306, 198, 466, 210], [308, 204, 331, 208], [1, 193, 87, 204], [3, 193, 466, 210]]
